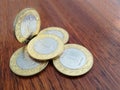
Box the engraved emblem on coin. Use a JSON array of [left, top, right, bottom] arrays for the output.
[[21, 14, 37, 38], [34, 38, 58, 54], [16, 49, 39, 70], [60, 48, 87, 69]]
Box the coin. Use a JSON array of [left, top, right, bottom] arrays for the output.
[[9, 47, 48, 76], [38, 27, 69, 44], [14, 8, 41, 43], [53, 44, 93, 76], [27, 34, 64, 60], [13, 8, 31, 28]]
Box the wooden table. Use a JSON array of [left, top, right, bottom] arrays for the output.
[[0, 0, 120, 90]]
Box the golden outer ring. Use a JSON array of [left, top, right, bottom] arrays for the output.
[[9, 47, 48, 76], [14, 8, 41, 43], [53, 44, 94, 76], [38, 27, 69, 44], [27, 34, 64, 60]]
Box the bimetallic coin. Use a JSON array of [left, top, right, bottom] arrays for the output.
[[13, 8, 32, 28], [9, 47, 48, 76], [14, 8, 41, 43], [38, 27, 69, 44], [27, 35, 64, 60], [53, 44, 93, 76]]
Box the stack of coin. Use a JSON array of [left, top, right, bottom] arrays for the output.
[[10, 8, 93, 77]]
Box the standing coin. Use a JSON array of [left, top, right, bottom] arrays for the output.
[[14, 8, 41, 43], [27, 34, 64, 60], [9, 47, 48, 76], [38, 27, 69, 44], [53, 44, 93, 76]]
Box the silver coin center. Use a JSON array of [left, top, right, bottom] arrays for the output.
[[44, 30, 64, 39], [21, 14, 37, 38], [34, 38, 58, 54], [60, 48, 87, 69], [16, 50, 39, 70]]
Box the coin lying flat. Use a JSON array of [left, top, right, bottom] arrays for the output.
[[38, 27, 69, 44], [14, 8, 41, 43], [53, 44, 93, 76], [9, 47, 48, 76], [27, 34, 64, 60]]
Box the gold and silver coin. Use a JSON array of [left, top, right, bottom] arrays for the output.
[[38, 27, 69, 44], [27, 34, 64, 60], [14, 8, 41, 43], [53, 44, 93, 76], [9, 47, 48, 76]]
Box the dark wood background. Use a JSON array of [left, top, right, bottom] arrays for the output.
[[0, 0, 120, 90]]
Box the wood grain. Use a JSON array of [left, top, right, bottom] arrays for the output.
[[0, 0, 120, 90]]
